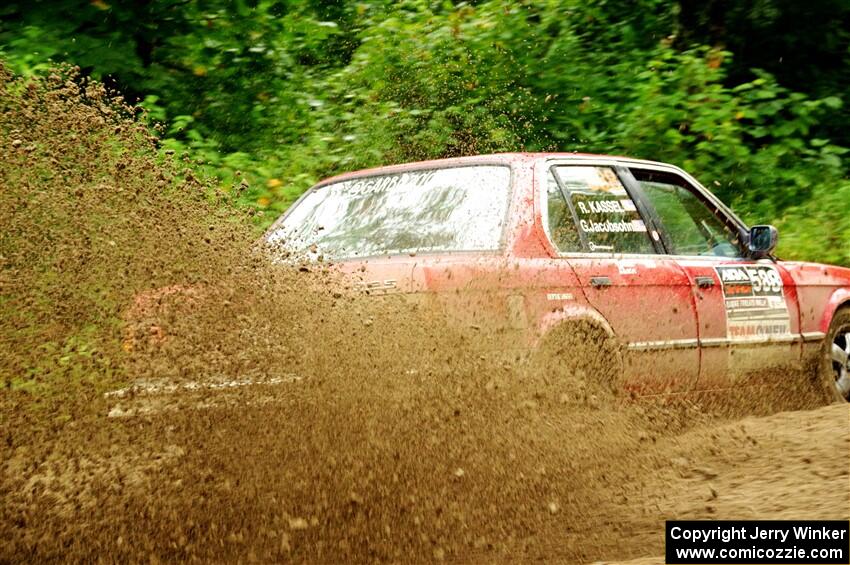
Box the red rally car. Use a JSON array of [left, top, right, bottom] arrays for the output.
[[265, 153, 850, 402]]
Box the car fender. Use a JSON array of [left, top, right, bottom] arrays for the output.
[[532, 303, 624, 381], [820, 287, 850, 334], [537, 302, 615, 342]]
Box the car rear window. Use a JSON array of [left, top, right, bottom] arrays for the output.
[[551, 166, 654, 254], [266, 165, 511, 260]]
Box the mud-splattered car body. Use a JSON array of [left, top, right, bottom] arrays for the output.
[[265, 153, 850, 398]]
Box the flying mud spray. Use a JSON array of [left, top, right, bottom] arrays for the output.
[[1, 66, 847, 564]]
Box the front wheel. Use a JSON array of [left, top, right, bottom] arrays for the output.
[[818, 308, 850, 403]]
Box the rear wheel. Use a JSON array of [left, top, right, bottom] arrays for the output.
[[819, 308, 850, 403], [529, 321, 623, 403]]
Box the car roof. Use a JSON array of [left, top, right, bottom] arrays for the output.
[[314, 152, 674, 187], [306, 152, 748, 235]]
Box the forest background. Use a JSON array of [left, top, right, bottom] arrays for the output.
[[2, 0, 848, 263]]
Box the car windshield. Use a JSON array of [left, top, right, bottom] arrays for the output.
[[266, 165, 512, 260]]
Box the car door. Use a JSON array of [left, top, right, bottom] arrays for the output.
[[625, 166, 803, 389], [542, 163, 700, 395]]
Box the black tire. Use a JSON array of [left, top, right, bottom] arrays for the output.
[[817, 307, 850, 403]]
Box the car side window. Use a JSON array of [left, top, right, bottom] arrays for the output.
[[631, 169, 743, 258], [546, 171, 582, 252], [552, 165, 654, 254]]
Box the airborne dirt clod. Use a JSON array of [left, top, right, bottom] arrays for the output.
[[1, 66, 848, 564]]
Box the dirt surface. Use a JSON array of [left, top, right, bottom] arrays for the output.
[[1, 65, 849, 564], [590, 403, 850, 565], [2, 385, 846, 564]]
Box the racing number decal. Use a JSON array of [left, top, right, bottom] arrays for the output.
[[715, 265, 791, 340]]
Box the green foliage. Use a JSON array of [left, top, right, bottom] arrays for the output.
[[1, 0, 848, 263]]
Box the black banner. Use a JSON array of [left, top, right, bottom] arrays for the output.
[[666, 520, 849, 564]]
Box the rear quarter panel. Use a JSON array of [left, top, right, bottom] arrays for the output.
[[408, 256, 599, 350]]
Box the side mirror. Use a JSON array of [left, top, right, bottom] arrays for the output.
[[748, 225, 778, 259]]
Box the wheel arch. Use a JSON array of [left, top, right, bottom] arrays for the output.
[[535, 304, 616, 345], [819, 288, 850, 334], [531, 304, 624, 395]]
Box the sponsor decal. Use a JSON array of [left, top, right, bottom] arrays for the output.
[[579, 218, 648, 233], [577, 200, 626, 214], [565, 169, 646, 248], [715, 265, 790, 340], [563, 166, 625, 194], [344, 170, 436, 196], [546, 293, 575, 301]]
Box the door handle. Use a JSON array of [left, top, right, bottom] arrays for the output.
[[695, 276, 715, 288], [590, 276, 612, 289]]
